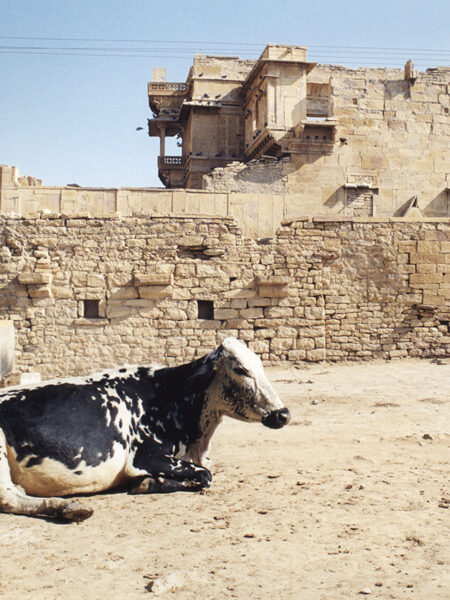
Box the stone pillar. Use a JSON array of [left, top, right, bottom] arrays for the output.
[[0, 320, 15, 377], [159, 123, 166, 156]]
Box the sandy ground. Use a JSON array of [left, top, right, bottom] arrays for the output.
[[0, 358, 449, 600]]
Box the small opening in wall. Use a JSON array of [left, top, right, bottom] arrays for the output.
[[84, 299, 100, 319], [197, 300, 214, 320]]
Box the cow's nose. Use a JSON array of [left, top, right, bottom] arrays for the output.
[[277, 407, 291, 425], [262, 407, 291, 429]]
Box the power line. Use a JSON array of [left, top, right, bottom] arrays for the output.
[[0, 45, 259, 54], [0, 36, 449, 54], [1, 45, 450, 58]]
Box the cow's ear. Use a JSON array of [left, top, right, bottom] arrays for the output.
[[212, 343, 233, 368]]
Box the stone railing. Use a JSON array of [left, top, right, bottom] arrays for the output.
[[148, 82, 187, 94], [158, 156, 186, 168]]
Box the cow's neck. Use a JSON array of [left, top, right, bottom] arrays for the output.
[[184, 399, 223, 466], [184, 369, 231, 465], [150, 351, 220, 462]]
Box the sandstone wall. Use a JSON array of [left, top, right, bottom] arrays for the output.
[[285, 65, 450, 219], [0, 214, 448, 379]]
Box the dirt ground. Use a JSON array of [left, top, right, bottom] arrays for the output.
[[0, 358, 449, 600]]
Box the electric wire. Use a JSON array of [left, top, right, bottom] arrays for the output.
[[0, 36, 448, 66]]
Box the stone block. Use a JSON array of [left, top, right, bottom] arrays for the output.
[[264, 306, 293, 318], [72, 272, 88, 286], [238, 330, 255, 341], [288, 349, 306, 361], [164, 308, 187, 320], [247, 297, 272, 307], [304, 306, 325, 320], [222, 319, 249, 330], [398, 241, 417, 252], [422, 293, 446, 306], [196, 264, 226, 278], [87, 274, 105, 287], [28, 285, 53, 298], [249, 340, 270, 354], [75, 290, 104, 300], [270, 338, 294, 352], [224, 288, 257, 299], [139, 286, 171, 299], [306, 348, 326, 361], [258, 284, 289, 298], [296, 338, 315, 350], [417, 241, 441, 253], [127, 239, 146, 248], [51, 286, 73, 299], [416, 264, 436, 274], [230, 298, 248, 309], [409, 273, 443, 284], [254, 328, 276, 339], [298, 326, 325, 338], [18, 272, 51, 285], [175, 264, 196, 278], [214, 308, 238, 319], [110, 287, 139, 300], [276, 326, 298, 338], [105, 304, 131, 318], [134, 273, 172, 286], [179, 236, 204, 247], [409, 253, 443, 265], [239, 308, 264, 319]]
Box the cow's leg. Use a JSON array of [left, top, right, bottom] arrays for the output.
[[127, 450, 212, 494], [0, 432, 92, 522]]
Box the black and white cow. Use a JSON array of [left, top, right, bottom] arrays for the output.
[[0, 337, 290, 522]]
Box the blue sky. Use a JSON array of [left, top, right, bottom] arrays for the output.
[[1, 0, 449, 188]]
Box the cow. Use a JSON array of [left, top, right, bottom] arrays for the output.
[[0, 337, 290, 522]]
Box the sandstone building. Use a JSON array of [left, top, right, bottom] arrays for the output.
[[0, 44, 449, 381]]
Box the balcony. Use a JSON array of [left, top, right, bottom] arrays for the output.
[[157, 156, 186, 188], [148, 82, 187, 117]]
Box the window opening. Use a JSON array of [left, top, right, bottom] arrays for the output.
[[197, 300, 214, 320], [84, 299, 100, 319]]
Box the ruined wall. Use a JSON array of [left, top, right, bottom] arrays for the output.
[[202, 157, 288, 193], [0, 213, 448, 379]]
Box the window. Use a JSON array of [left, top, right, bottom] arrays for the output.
[[83, 299, 100, 319], [197, 300, 214, 320]]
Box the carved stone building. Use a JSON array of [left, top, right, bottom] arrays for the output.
[[148, 44, 450, 219]]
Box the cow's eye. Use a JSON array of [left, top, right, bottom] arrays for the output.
[[233, 367, 250, 377]]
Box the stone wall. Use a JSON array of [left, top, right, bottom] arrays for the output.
[[285, 65, 450, 219], [0, 213, 448, 379], [4, 161, 448, 241]]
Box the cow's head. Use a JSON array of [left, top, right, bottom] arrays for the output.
[[212, 337, 291, 429]]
